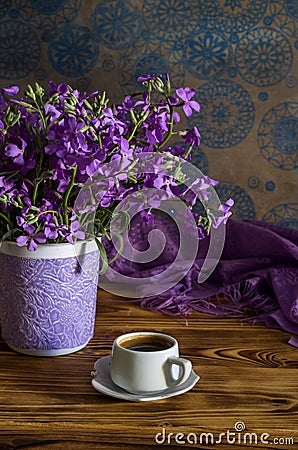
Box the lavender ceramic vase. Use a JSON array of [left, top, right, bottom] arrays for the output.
[[0, 240, 99, 356]]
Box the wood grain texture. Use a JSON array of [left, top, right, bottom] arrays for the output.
[[0, 289, 297, 449]]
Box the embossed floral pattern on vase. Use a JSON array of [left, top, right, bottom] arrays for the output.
[[0, 248, 99, 351]]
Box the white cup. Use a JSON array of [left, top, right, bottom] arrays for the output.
[[110, 331, 192, 394]]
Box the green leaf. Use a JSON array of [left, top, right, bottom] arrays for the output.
[[0, 228, 19, 243], [24, 84, 36, 100], [15, 102, 36, 112], [108, 231, 124, 264], [111, 210, 130, 233], [36, 170, 54, 181], [35, 82, 45, 98], [83, 99, 93, 110], [79, 124, 90, 133], [95, 236, 109, 275]]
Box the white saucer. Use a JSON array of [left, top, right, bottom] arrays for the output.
[[91, 355, 200, 402]]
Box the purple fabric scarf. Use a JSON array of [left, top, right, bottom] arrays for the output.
[[104, 217, 298, 345]]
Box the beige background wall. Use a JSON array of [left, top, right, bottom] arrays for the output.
[[0, 0, 297, 227]]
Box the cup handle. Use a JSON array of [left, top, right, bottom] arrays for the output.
[[165, 356, 192, 388]]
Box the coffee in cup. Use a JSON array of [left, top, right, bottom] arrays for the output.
[[119, 334, 173, 352], [110, 331, 192, 394]]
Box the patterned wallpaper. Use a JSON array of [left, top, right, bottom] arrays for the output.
[[0, 0, 297, 228]]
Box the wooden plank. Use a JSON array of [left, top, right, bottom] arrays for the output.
[[0, 293, 297, 448]]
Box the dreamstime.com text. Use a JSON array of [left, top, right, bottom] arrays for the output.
[[154, 422, 295, 446]]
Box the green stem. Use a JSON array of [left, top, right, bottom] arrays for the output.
[[156, 98, 174, 149], [0, 211, 12, 228], [63, 165, 78, 227], [37, 210, 59, 220], [183, 144, 193, 160], [98, 132, 103, 148], [34, 97, 47, 131], [32, 182, 39, 205], [128, 110, 150, 143], [130, 109, 137, 124], [31, 95, 47, 180]]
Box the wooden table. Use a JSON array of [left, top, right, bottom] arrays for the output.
[[0, 289, 297, 449]]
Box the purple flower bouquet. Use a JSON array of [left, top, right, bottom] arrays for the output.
[[0, 74, 233, 355]]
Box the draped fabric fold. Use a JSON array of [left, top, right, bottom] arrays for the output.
[[104, 217, 298, 346]]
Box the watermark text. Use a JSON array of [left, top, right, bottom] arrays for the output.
[[154, 422, 294, 446]]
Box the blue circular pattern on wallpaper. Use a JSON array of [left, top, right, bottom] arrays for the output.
[[258, 102, 298, 170], [142, 0, 200, 37], [189, 80, 255, 149], [235, 27, 292, 87], [263, 15, 273, 26], [265, 181, 276, 191], [0, 0, 11, 20], [134, 54, 169, 81], [270, 0, 298, 38], [258, 92, 269, 102], [11, 0, 82, 31], [48, 25, 98, 77], [215, 181, 256, 220], [285, 0, 298, 20], [0, 20, 40, 79], [76, 77, 89, 91], [29, 0, 65, 14], [91, 0, 141, 49], [103, 59, 115, 72], [120, 52, 170, 94], [190, 149, 209, 175], [119, 43, 185, 95], [262, 203, 298, 230], [248, 176, 260, 189], [184, 31, 232, 80], [167, 140, 208, 175], [206, 0, 268, 34], [34, 68, 47, 80], [161, 36, 185, 65], [287, 76, 297, 88]]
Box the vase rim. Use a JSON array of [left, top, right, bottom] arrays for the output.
[[0, 238, 99, 259]]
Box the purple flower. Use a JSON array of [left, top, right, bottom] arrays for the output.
[[57, 83, 69, 95], [119, 96, 134, 112], [166, 145, 187, 159], [220, 198, 234, 216], [67, 220, 85, 243], [183, 177, 213, 203], [176, 87, 201, 117], [184, 127, 201, 147], [0, 176, 14, 195], [45, 103, 62, 122], [117, 137, 133, 159], [44, 224, 59, 240], [102, 108, 126, 135], [4, 137, 27, 164], [137, 74, 162, 84], [139, 209, 154, 225], [47, 81, 69, 96], [43, 220, 85, 244], [153, 175, 177, 199], [86, 157, 103, 177], [0, 74, 233, 251], [213, 198, 234, 228], [16, 216, 25, 227], [16, 224, 46, 252], [169, 95, 179, 106], [203, 175, 218, 187], [63, 117, 88, 153], [19, 181, 32, 207], [2, 86, 19, 96]]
